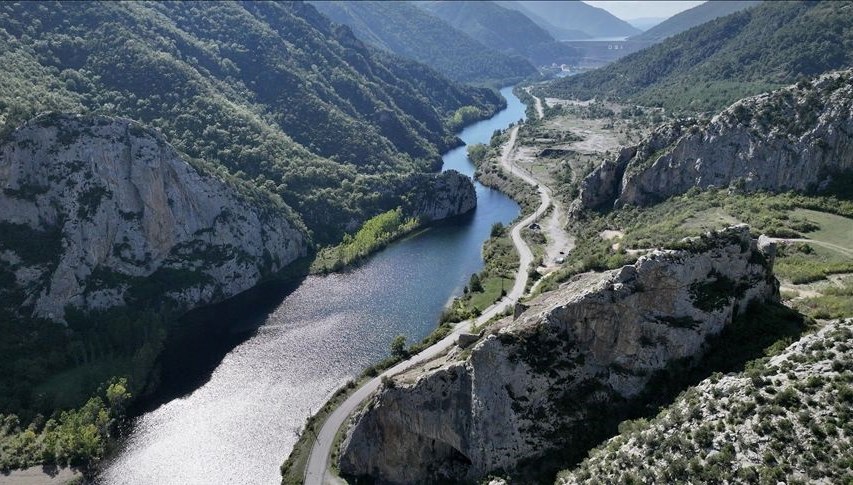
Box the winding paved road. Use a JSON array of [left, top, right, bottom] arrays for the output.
[[303, 125, 550, 485]]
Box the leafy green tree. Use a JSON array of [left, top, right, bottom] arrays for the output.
[[390, 335, 407, 359], [469, 273, 484, 293], [467, 143, 489, 164]]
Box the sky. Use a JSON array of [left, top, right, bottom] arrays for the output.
[[584, 1, 705, 20]]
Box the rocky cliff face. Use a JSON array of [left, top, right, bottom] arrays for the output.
[[338, 226, 779, 483], [573, 69, 853, 215], [406, 169, 477, 221], [0, 113, 307, 321]]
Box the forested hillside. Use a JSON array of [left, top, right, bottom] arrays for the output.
[[631, 1, 760, 42], [417, 1, 580, 66], [309, 1, 535, 85], [0, 0, 504, 243], [500, 0, 639, 39], [538, 1, 853, 113], [0, 0, 507, 441]]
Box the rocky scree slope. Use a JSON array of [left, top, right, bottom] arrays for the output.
[[559, 318, 853, 484], [338, 225, 779, 483], [573, 70, 853, 215], [0, 113, 307, 323]]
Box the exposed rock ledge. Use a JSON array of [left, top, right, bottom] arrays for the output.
[[572, 69, 853, 215], [406, 169, 477, 222], [0, 113, 307, 321], [339, 225, 779, 483]]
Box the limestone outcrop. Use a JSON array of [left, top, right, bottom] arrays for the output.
[[0, 113, 307, 321], [572, 69, 853, 215], [406, 169, 477, 221], [338, 226, 779, 483]]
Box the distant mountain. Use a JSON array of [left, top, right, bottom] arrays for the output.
[[417, 1, 581, 66], [495, 1, 590, 40], [500, 1, 641, 39], [632, 0, 761, 42], [309, 1, 535, 84], [627, 17, 667, 31], [538, 1, 853, 112]]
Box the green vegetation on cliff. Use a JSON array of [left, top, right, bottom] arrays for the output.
[[539, 1, 853, 113], [539, 184, 853, 297], [0, 0, 506, 465]]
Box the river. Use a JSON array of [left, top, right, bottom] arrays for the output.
[[98, 86, 526, 485]]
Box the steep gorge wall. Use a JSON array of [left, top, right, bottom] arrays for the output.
[[339, 226, 779, 483], [0, 113, 307, 321], [406, 170, 477, 222], [573, 69, 853, 215]]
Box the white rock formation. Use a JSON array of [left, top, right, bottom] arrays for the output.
[[0, 113, 307, 321], [573, 69, 853, 215], [339, 225, 779, 483]]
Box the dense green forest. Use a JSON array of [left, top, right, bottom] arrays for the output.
[[417, 1, 581, 66], [0, 0, 504, 244], [309, 1, 535, 85], [539, 1, 853, 113]]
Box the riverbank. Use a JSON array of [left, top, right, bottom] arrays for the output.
[[97, 87, 523, 485], [310, 208, 422, 274], [296, 104, 555, 483], [0, 466, 82, 485]]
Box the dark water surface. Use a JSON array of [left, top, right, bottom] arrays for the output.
[[99, 87, 525, 485]]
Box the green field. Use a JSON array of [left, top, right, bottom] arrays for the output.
[[793, 209, 853, 253], [468, 276, 515, 312]]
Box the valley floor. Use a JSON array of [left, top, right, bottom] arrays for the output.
[[302, 121, 553, 485], [296, 86, 853, 485]]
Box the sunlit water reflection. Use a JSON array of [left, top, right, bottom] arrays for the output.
[[99, 87, 525, 484]]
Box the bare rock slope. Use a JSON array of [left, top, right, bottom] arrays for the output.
[[339, 226, 779, 483], [573, 69, 853, 215], [407, 169, 477, 221], [0, 113, 307, 321], [559, 318, 853, 484]]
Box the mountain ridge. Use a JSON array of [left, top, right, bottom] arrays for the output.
[[417, 0, 581, 66], [538, 1, 853, 112], [500, 0, 640, 39], [631, 0, 761, 42], [308, 0, 536, 84]]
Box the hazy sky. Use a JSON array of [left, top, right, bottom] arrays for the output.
[[584, 1, 705, 20]]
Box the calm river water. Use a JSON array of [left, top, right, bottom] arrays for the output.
[[98, 86, 526, 484]]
